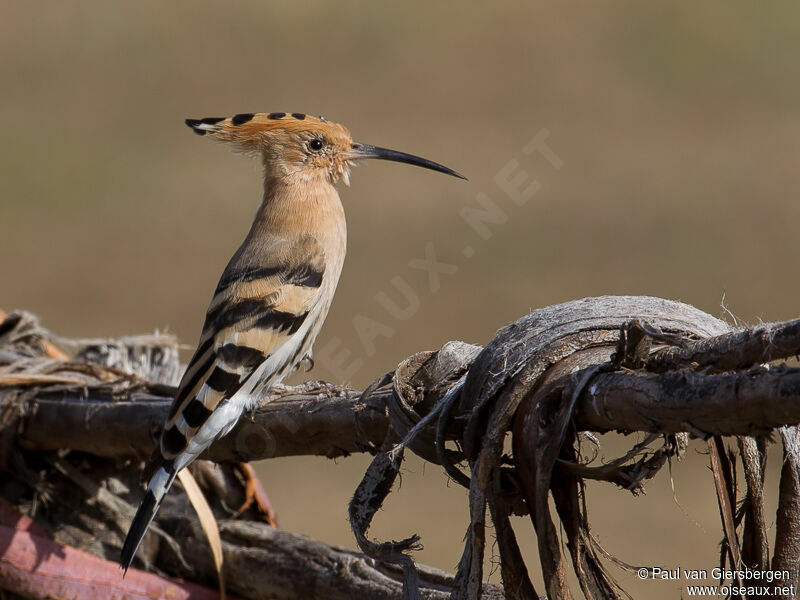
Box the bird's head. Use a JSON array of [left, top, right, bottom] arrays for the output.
[[186, 112, 465, 185]]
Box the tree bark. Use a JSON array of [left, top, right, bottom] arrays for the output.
[[4, 296, 800, 600]]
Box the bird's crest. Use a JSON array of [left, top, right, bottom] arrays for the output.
[[186, 112, 352, 153]]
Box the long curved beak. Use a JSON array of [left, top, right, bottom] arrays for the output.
[[348, 142, 467, 180]]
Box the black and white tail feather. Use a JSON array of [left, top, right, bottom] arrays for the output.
[[120, 230, 330, 572]]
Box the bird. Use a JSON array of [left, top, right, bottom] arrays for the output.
[[120, 111, 465, 570]]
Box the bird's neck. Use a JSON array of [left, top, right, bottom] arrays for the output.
[[247, 175, 346, 247]]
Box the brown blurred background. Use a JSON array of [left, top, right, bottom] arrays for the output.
[[2, 2, 799, 597]]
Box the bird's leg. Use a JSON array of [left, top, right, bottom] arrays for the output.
[[233, 462, 278, 527]]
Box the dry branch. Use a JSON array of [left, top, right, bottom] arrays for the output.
[[646, 317, 800, 373], [3, 296, 800, 600], [17, 385, 391, 462], [169, 518, 506, 600], [16, 362, 800, 463], [574, 363, 800, 436]]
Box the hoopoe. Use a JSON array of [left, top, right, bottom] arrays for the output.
[[120, 112, 464, 570]]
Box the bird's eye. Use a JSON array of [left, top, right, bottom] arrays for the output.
[[309, 138, 324, 151]]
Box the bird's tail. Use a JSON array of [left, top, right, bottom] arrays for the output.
[[121, 397, 247, 571], [120, 462, 177, 572]]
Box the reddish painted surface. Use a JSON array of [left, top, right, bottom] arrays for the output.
[[0, 499, 48, 537], [0, 510, 227, 600]]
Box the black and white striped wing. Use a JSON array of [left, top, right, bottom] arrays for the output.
[[157, 235, 325, 461]]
